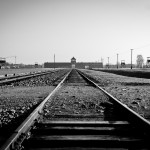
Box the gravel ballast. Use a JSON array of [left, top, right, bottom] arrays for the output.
[[43, 85, 110, 121], [0, 69, 69, 127], [0, 86, 55, 126], [81, 69, 150, 120], [0, 69, 69, 146]]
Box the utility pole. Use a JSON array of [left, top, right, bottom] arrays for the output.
[[108, 57, 109, 68], [117, 53, 118, 69], [15, 56, 16, 65], [54, 54, 55, 70], [101, 58, 104, 68], [131, 49, 133, 69]]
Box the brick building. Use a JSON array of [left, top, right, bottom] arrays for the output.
[[44, 57, 103, 69]]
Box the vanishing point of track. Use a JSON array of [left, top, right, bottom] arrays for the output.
[[1, 69, 150, 150]]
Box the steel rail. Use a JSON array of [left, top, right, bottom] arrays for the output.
[[0, 70, 51, 80], [77, 69, 150, 132], [1, 69, 71, 150], [21, 69, 149, 149], [2, 68, 150, 149], [0, 70, 54, 86]]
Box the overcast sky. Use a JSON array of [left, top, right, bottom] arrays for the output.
[[0, 0, 150, 65]]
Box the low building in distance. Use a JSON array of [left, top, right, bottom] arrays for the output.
[[44, 57, 103, 69]]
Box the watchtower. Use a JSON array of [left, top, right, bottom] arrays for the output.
[[35, 62, 38, 68], [71, 57, 76, 68], [146, 57, 150, 68], [121, 60, 126, 68], [0, 58, 6, 69]]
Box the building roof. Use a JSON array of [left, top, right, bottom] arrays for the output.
[[71, 57, 76, 60]]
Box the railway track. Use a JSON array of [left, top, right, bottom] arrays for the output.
[[1, 69, 150, 150], [0, 70, 53, 86]]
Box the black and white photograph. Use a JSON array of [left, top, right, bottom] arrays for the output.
[[0, 0, 150, 149]]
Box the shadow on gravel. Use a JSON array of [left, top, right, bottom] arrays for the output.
[[99, 102, 123, 121]]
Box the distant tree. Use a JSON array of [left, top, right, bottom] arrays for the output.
[[136, 55, 144, 68]]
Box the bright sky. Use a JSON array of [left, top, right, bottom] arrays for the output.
[[0, 0, 150, 65]]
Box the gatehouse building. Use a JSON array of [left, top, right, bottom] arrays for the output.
[[44, 57, 103, 69]]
